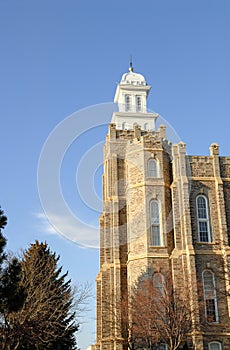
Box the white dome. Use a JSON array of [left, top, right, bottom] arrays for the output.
[[120, 71, 146, 86]]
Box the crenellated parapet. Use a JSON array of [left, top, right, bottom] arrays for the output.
[[95, 68, 230, 350]]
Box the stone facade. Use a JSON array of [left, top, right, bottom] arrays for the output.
[[95, 69, 230, 350]]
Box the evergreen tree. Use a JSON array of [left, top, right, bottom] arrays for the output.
[[0, 207, 7, 266], [12, 241, 78, 349], [0, 208, 25, 350]]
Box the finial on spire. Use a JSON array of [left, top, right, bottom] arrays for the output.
[[129, 55, 134, 72]]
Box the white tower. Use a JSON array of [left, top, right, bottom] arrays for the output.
[[112, 63, 158, 131]]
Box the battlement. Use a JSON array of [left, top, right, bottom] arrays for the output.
[[188, 155, 214, 177], [220, 157, 230, 178], [107, 123, 172, 155]]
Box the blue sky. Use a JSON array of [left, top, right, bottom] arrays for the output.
[[0, 1, 230, 348]]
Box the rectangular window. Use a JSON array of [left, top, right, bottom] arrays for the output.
[[199, 221, 209, 242], [148, 159, 158, 178], [206, 299, 217, 322], [125, 95, 131, 112], [150, 200, 161, 246], [151, 225, 160, 246], [136, 95, 142, 112], [203, 271, 218, 323]]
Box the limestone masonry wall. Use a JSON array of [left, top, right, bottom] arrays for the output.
[[96, 124, 230, 350]]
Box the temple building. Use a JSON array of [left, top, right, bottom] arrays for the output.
[[95, 64, 230, 350]]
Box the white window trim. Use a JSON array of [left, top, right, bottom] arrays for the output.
[[202, 270, 219, 323], [150, 200, 162, 246], [136, 95, 142, 112], [125, 94, 131, 112], [208, 341, 222, 350], [196, 195, 211, 242]]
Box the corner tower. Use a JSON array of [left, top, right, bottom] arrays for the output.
[[95, 66, 230, 350], [95, 65, 173, 350]]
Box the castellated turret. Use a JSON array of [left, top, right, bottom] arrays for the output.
[[95, 66, 230, 350]]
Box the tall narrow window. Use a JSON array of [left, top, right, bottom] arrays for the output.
[[125, 94, 131, 112], [150, 200, 161, 246], [203, 271, 218, 323], [209, 342, 222, 350], [153, 272, 165, 295], [196, 195, 211, 242], [136, 95, 142, 112], [148, 159, 158, 178]]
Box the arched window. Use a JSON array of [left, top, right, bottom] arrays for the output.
[[125, 94, 131, 112], [148, 159, 158, 178], [208, 342, 222, 350], [203, 271, 218, 323], [150, 200, 161, 246], [196, 195, 211, 242], [136, 95, 142, 112]]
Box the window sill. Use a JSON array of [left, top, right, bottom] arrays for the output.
[[196, 242, 216, 245], [149, 245, 167, 248]]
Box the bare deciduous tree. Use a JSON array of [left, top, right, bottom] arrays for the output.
[[115, 272, 200, 350]]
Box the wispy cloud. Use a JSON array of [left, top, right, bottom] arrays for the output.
[[34, 212, 58, 235], [34, 212, 100, 249]]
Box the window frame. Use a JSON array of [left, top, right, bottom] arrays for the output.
[[208, 341, 222, 350], [157, 344, 168, 350], [153, 272, 165, 295], [136, 95, 142, 112], [148, 158, 159, 178], [196, 195, 211, 243], [202, 270, 218, 323], [125, 94, 131, 112], [150, 200, 162, 246]]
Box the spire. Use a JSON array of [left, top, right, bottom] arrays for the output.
[[129, 55, 134, 72]]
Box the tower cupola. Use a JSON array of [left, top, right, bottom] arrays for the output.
[[112, 64, 158, 131]]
